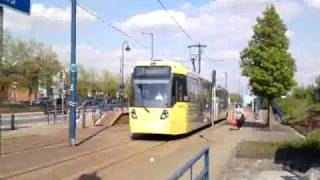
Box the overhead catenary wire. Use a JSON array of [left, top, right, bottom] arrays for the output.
[[173, 59, 225, 62], [156, 0, 194, 42], [76, 3, 147, 47]]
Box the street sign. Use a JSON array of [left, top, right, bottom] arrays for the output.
[[71, 64, 77, 73], [0, 0, 30, 14]]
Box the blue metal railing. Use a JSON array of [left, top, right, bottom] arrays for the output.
[[169, 147, 209, 180], [272, 101, 283, 121]]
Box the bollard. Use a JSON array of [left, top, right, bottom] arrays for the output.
[[93, 108, 96, 127], [53, 111, 56, 123], [11, 114, 15, 130], [91, 109, 94, 127], [82, 109, 86, 128], [47, 113, 50, 124], [0, 114, 2, 132], [77, 108, 80, 119], [0, 114, 2, 156]]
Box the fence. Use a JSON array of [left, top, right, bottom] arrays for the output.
[[0, 102, 124, 130], [168, 147, 209, 180], [271, 101, 284, 121]]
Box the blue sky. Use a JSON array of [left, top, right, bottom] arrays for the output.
[[4, 0, 320, 93]]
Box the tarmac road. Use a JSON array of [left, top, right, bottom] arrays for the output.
[[0, 112, 68, 129]]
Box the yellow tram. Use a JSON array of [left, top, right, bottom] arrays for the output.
[[129, 60, 228, 135]]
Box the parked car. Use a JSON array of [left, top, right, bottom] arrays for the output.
[[79, 97, 98, 108], [44, 98, 68, 114], [32, 98, 49, 106]]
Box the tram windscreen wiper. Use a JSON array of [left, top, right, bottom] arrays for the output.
[[138, 84, 150, 113]]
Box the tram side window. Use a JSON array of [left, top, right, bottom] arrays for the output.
[[201, 82, 212, 109], [187, 77, 200, 102], [172, 75, 187, 105]]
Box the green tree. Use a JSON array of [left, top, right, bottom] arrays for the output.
[[19, 40, 61, 103], [315, 75, 320, 102], [0, 32, 25, 89], [77, 67, 120, 99], [292, 86, 316, 104], [99, 69, 119, 96], [34, 42, 61, 92], [77, 65, 94, 98], [0, 31, 61, 103], [240, 5, 296, 127], [229, 93, 241, 103]]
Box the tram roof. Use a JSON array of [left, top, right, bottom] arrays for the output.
[[135, 60, 191, 75]]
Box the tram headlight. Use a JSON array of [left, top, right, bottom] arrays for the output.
[[131, 109, 137, 119], [160, 109, 169, 120]]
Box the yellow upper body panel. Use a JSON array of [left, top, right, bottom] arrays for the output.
[[134, 60, 191, 75]]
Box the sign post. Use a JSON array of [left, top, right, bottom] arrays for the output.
[[0, 6, 3, 65], [69, 0, 77, 146], [0, 0, 30, 157], [0, 0, 30, 65]]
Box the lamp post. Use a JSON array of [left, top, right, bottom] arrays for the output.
[[225, 72, 228, 90], [141, 32, 153, 61], [120, 40, 130, 111]]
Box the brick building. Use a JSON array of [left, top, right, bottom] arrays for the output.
[[0, 84, 35, 102]]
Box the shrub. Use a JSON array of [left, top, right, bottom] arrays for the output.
[[277, 97, 309, 121], [278, 132, 320, 155]]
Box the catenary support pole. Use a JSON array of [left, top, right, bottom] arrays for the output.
[[188, 44, 206, 74], [0, 7, 3, 65], [69, 0, 77, 146], [0, 114, 2, 157], [225, 72, 228, 90], [0, 8, 2, 154]]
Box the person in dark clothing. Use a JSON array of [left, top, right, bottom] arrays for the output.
[[235, 104, 244, 130]]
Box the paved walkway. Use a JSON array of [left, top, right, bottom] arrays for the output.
[[206, 110, 301, 179]]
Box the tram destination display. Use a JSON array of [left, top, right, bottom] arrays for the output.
[[134, 66, 171, 78]]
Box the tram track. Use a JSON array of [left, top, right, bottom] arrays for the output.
[[2, 129, 181, 179], [2, 139, 68, 156], [3, 139, 170, 180], [1, 118, 227, 179], [1, 123, 124, 156], [67, 141, 170, 180], [0, 139, 133, 179]]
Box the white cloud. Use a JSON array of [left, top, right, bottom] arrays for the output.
[[5, 3, 95, 30], [286, 30, 295, 39], [54, 44, 149, 76], [200, 0, 301, 19], [305, 0, 320, 8], [31, 4, 95, 22], [117, 0, 300, 47], [116, 10, 187, 36], [181, 2, 193, 10], [293, 50, 320, 86], [116, 0, 302, 93]]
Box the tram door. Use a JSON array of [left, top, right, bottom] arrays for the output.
[[187, 76, 201, 128], [200, 80, 212, 123]]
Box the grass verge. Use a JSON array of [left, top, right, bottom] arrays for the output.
[[236, 141, 279, 159], [236, 132, 320, 172]]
